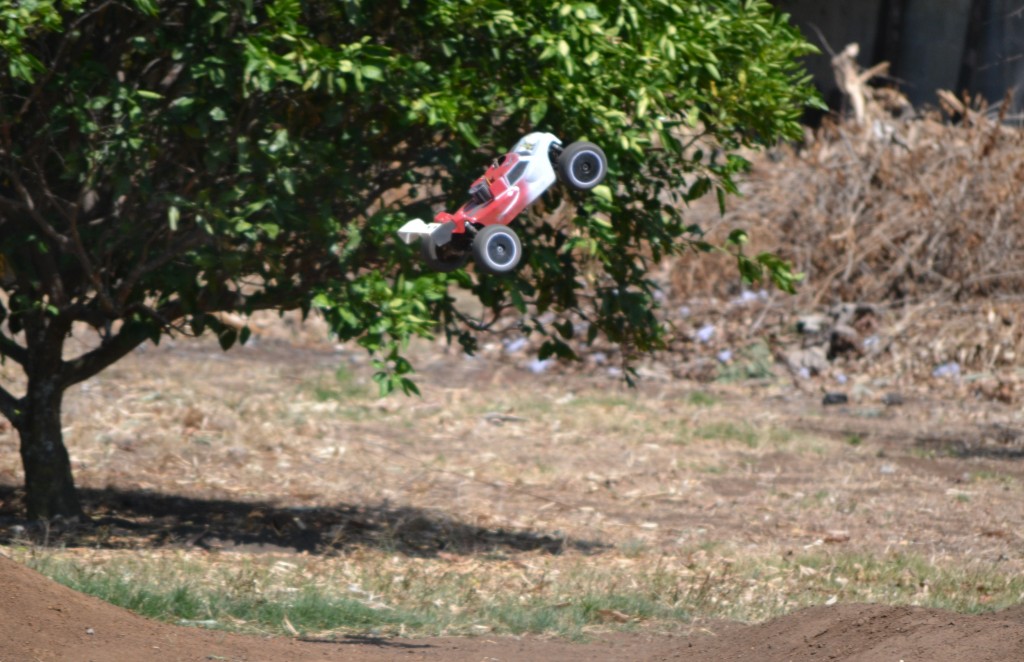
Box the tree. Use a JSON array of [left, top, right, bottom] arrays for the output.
[[0, 0, 820, 520]]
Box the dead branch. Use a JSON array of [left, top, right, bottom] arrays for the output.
[[831, 43, 891, 126]]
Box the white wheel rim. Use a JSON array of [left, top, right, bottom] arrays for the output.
[[569, 149, 605, 187], [485, 231, 518, 268]]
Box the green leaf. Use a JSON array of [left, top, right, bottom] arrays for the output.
[[361, 64, 383, 81], [591, 184, 613, 203], [529, 99, 548, 126], [218, 328, 237, 351], [727, 229, 749, 246], [260, 223, 281, 239]]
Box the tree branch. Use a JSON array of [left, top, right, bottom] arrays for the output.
[[0, 194, 31, 218], [59, 325, 149, 390], [0, 384, 22, 427], [0, 332, 28, 367], [8, 170, 71, 252], [16, 0, 118, 121], [5, 171, 73, 305], [68, 205, 116, 314], [115, 230, 206, 310], [60, 285, 249, 389]]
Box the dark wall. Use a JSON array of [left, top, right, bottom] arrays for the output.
[[774, 0, 1024, 113]]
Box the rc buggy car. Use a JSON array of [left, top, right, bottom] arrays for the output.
[[397, 132, 607, 274]]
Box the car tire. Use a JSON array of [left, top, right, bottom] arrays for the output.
[[472, 224, 522, 275], [421, 233, 469, 272], [558, 141, 607, 191]]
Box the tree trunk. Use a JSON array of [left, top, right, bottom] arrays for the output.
[[5, 306, 151, 521], [12, 304, 84, 521], [15, 374, 83, 520]]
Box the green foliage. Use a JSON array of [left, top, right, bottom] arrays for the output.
[[0, 0, 819, 394], [0, 0, 821, 504], [0, 1, 821, 515]]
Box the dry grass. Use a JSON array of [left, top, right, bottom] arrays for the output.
[[3, 322, 1024, 636]]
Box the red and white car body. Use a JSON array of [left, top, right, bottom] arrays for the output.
[[397, 131, 561, 245], [397, 132, 606, 274]]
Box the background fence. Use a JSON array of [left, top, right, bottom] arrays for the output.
[[774, 0, 1024, 116]]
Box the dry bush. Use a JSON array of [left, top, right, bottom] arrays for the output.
[[667, 50, 1024, 307], [657, 70, 1024, 388], [672, 77, 1024, 308], [781, 108, 1024, 305]]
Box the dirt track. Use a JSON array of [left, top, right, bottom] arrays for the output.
[[3, 554, 1024, 661]]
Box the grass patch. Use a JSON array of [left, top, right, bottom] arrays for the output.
[[18, 550, 693, 639], [307, 366, 367, 403], [15, 543, 1023, 641], [27, 554, 424, 635], [694, 421, 760, 448], [686, 391, 719, 407], [565, 394, 637, 410], [767, 551, 1024, 615]]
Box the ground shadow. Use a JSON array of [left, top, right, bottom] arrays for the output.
[[0, 484, 607, 558], [915, 426, 1024, 460], [299, 635, 434, 649]]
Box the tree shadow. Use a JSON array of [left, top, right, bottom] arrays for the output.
[[0, 484, 608, 558]]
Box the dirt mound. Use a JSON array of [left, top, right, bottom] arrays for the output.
[[697, 603, 1024, 662], [0, 553, 331, 661], [3, 554, 1023, 661]]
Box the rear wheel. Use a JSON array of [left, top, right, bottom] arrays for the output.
[[421, 233, 469, 272], [557, 141, 607, 191], [472, 224, 522, 275]]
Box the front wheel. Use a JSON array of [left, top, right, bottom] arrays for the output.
[[472, 224, 522, 275], [557, 141, 607, 191]]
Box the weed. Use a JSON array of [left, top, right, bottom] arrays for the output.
[[618, 539, 650, 557], [567, 394, 636, 410], [716, 340, 776, 383], [970, 470, 1014, 486], [308, 367, 365, 403], [687, 391, 719, 407], [765, 427, 796, 446], [695, 421, 759, 448]]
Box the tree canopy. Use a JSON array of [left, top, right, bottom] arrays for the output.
[[0, 0, 820, 519]]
